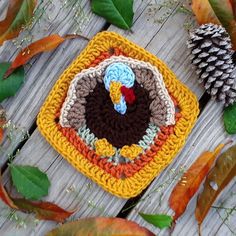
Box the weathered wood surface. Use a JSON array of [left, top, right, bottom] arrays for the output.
[[0, 1, 235, 236], [0, 0, 106, 167], [128, 100, 236, 235]]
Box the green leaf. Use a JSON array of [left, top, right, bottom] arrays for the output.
[[223, 103, 236, 134], [139, 213, 173, 229], [0, 62, 25, 102], [91, 0, 134, 29], [10, 164, 50, 200]]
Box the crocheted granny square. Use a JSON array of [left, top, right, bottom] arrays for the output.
[[37, 32, 199, 198]]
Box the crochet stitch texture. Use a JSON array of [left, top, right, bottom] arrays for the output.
[[37, 32, 199, 198]]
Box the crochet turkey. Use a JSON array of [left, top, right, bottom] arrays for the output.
[[37, 32, 199, 198]]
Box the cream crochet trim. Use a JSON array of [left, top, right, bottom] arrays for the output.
[[60, 56, 175, 128]]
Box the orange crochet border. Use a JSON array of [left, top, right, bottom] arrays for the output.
[[37, 32, 199, 198]]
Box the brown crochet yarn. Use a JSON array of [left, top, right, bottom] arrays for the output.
[[85, 82, 151, 148]]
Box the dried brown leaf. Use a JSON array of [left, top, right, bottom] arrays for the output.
[[195, 144, 236, 227], [169, 143, 227, 221]]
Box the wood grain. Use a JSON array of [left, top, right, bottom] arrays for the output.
[[128, 100, 236, 236], [0, 0, 106, 167], [0, 0, 234, 236]]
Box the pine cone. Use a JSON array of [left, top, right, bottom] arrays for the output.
[[187, 23, 236, 106]]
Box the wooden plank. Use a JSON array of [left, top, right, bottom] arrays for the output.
[[0, 1, 203, 165], [127, 100, 236, 235], [0, 0, 161, 234], [0, 0, 7, 18], [0, 0, 106, 167], [0, 1, 210, 235], [0, 130, 127, 235], [108, 2, 203, 97], [0, 0, 55, 60]]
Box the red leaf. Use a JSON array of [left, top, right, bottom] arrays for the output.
[[169, 143, 228, 221], [4, 34, 89, 78], [0, 172, 18, 209], [46, 217, 155, 236], [12, 198, 75, 222]]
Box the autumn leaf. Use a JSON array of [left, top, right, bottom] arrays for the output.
[[209, 0, 234, 27], [208, 0, 236, 50], [13, 198, 74, 222], [192, 0, 236, 50], [0, 0, 37, 45], [169, 143, 227, 221], [0, 106, 6, 144], [192, 0, 220, 25], [195, 144, 236, 227], [0, 171, 73, 222], [0, 0, 23, 34], [46, 217, 155, 236], [0, 172, 18, 209], [4, 34, 89, 78]]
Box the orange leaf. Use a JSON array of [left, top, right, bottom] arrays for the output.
[[46, 217, 155, 236], [0, 106, 6, 144], [0, 172, 18, 209], [169, 143, 228, 221], [192, 0, 220, 25], [4, 34, 89, 78], [195, 143, 236, 227], [0, 0, 23, 34], [0, 0, 37, 46], [12, 198, 75, 222]]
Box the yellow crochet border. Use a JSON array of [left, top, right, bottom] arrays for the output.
[[37, 32, 199, 199]]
